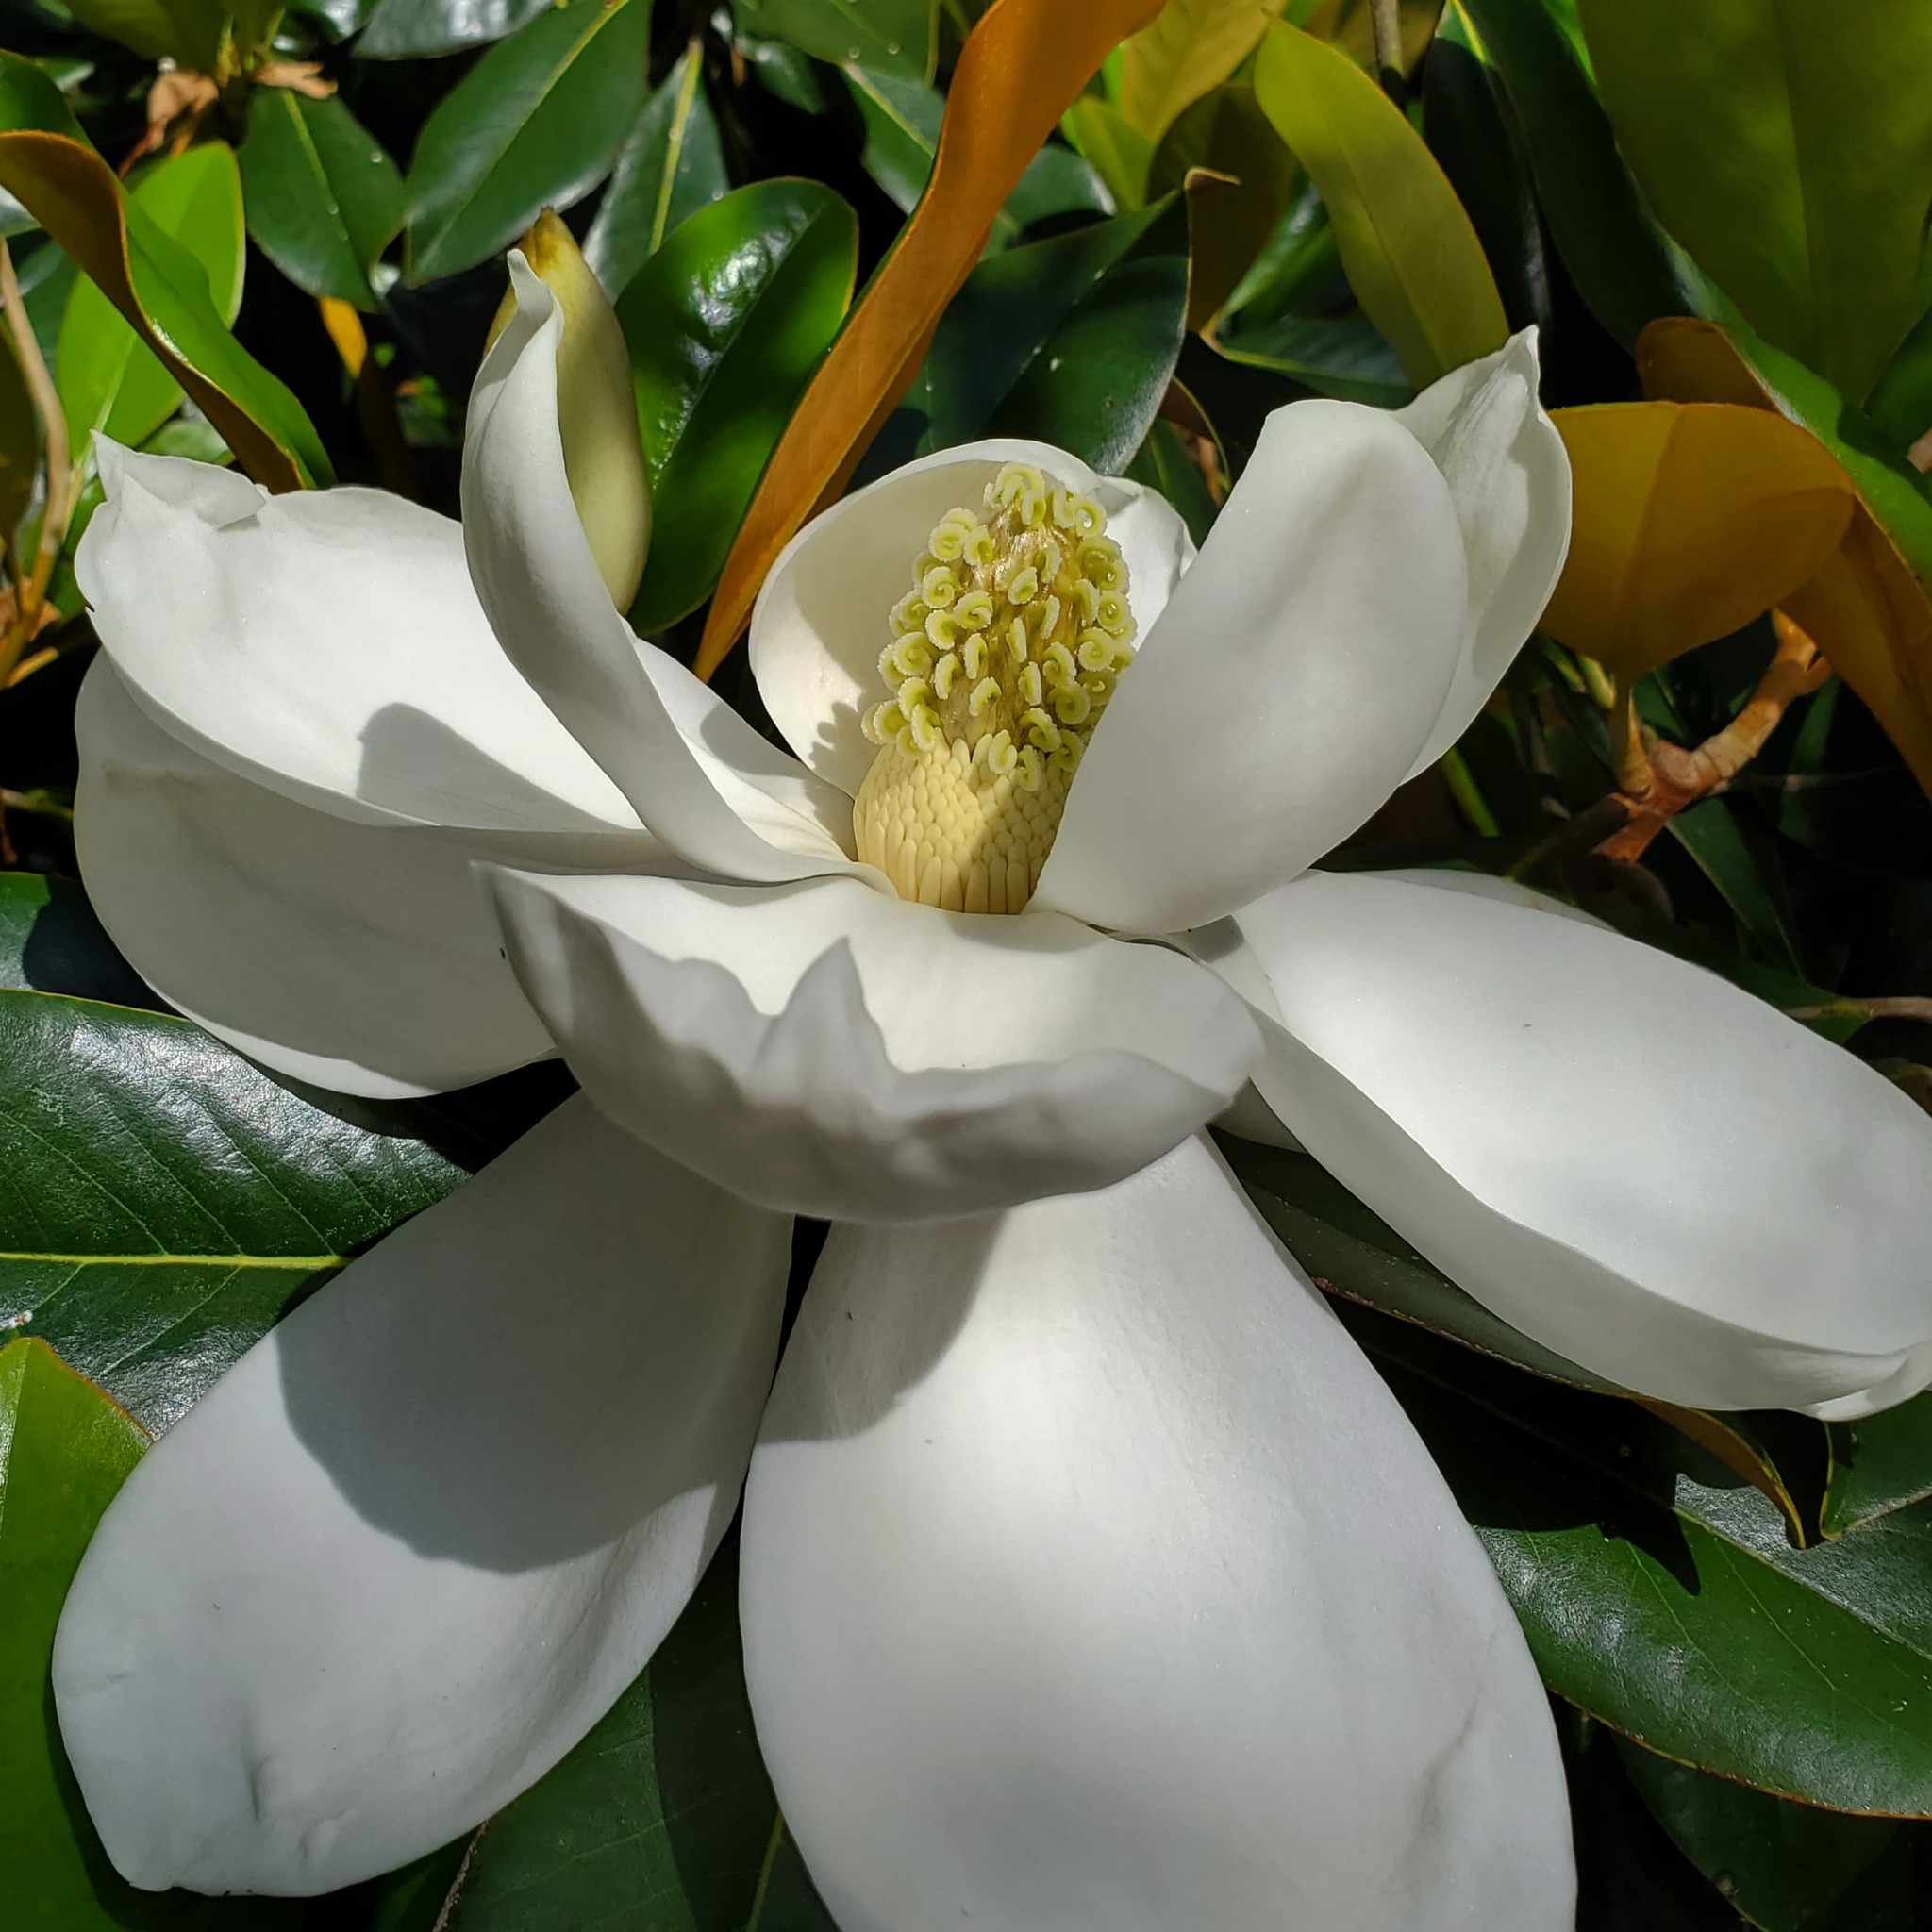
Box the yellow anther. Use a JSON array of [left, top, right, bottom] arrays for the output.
[[853, 457, 1139, 912], [955, 589, 994, 630]]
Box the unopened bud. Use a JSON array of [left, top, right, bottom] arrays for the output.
[[490, 210, 650, 611]]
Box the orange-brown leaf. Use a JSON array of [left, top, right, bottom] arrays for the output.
[[695, 0, 1162, 680]]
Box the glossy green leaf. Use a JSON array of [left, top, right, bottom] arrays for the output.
[[583, 40, 728, 301], [423, 1543, 838, 1930], [1578, 0, 1932, 402], [886, 196, 1191, 476], [844, 64, 1109, 247], [1357, 1307, 1932, 1814], [358, 0, 549, 58], [1253, 19, 1507, 384], [0, 872, 155, 1008], [0, 976, 472, 1435], [734, 0, 935, 84], [58, 142, 244, 457], [1618, 1739, 1896, 1930], [620, 179, 856, 632], [0, 318, 36, 553], [1825, 1396, 1932, 1540], [405, 0, 651, 287], [1060, 93, 1155, 210], [1213, 308, 1409, 405], [240, 88, 406, 310], [1868, 306, 1932, 458], [60, 0, 177, 59], [1455, 0, 1704, 347], [1123, 415, 1216, 545], [0, 56, 330, 490]]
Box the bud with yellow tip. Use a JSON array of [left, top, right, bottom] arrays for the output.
[[488, 210, 650, 612]]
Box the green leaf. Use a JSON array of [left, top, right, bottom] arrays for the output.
[[1617, 1739, 1897, 1931], [427, 1542, 838, 1930], [1213, 308, 1410, 406], [1664, 796, 1803, 974], [1123, 415, 1216, 546], [1253, 19, 1507, 384], [0, 55, 331, 490], [734, 0, 936, 84], [1118, 0, 1290, 145], [889, 196, 1191, 475], [239, 88, 406, 310], [1455, 0, 1704, 347], [0, 1337, 307, 1928], [1577, 0, 1932, 402], [620, 179, 856, 632], [0, 871, 155, 1009], [1356, 1307, 1932, 1814], [1060, 93, 1155, 210], [57, 142, 244, 457], [404, 0, 652, 287], [0, 978, 472, 1435], [1825, 1396, 1932, 1540], [844, 64, 1109, 247], [582, 40, 728, 301], [1868, 305, 1932, 458], [0, 317, 36, 553], [58, 0, 178, 59], [357, 0, 549, 58]]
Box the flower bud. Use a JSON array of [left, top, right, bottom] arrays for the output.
[[490, 210, 650, 612]]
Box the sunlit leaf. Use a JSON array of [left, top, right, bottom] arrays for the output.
[[1577, 0, 1932, 402], [696, 0, 1163, 678], [1059, 92, 1155, 209], [0, 54, 330, 490], [1541, 400, 1856, 677], [1118, 0, 1288, 145], [1252, 19, 1506, 384]]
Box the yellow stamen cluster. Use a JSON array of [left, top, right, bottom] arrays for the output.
[[853, 462, 1136, 911]]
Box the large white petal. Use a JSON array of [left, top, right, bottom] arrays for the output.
[[1034, 399, 1469, 934], [741, 1134, 1574, 1931], [54, 1098, 791, 1895], [462, 258, 858, 881], [748, 439, 1194, 800], [1233, 869, 1932, 1415], [485, 868, 1259, 1222], [75, 659, 659, 1095], [1396, 329, 1572, 777], [75, 441, 640, 834]]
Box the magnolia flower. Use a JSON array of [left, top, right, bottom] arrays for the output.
[[50, 243, 1932, 1932]]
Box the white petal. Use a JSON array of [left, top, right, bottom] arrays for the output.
[[462, 259, 858, 881], [1034, 400, 1469, 934], [1395, 330, 1573, 777], [75, 659, 630, 1096], [741, 1134, 1574, 1932], [484, 868, 1259, 1221], [54, 1098, 791, 1895], [1233, 870, 1932, 1414], [75, 441, 639, 834], [748, 439, 1194, 798]]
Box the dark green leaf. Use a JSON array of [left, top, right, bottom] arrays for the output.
[[1577, 0, 1932, 402], [1457, 0, 1705, 346], [0, 1337, 304, 1928], [842, 65, 1108, 247], [1825, 1397, 1932, 1540], [0, 872, 155, 1009], [240, 89, 405, 310], [57, 142, 244, 455], [429, 1542, 838, 1930], [1617, 1738, 1896, 1931], [1867, 305, 1932, 459], [358, 0, 550, 59], [0, 984, 469, 1434], [620, 179, 857, 632], [1664, 797, 1802, 974], [1212, 309, 1410, 406], [1123, 416, 1215, 546], [583, 40, 729, 301], [59, 0, 178, 60], [735, 0, 935, 84], [1355, 1306, 1932, 1815], [886, 197, 1191, 475], [405, 0, 651, 287]]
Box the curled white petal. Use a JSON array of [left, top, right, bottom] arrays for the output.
[[54, 1098, 791, 1895], [484, 868, 1259, 1221], [741, 1134, 1574, 1931]]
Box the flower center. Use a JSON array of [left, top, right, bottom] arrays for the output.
[[852, 462, 1137, 912]]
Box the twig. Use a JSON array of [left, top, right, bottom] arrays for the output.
[[1370, 0, 1406, 96], [0, 238, 71, 679]]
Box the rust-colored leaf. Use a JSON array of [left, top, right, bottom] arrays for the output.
[[695, 0, 1162, 680]]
